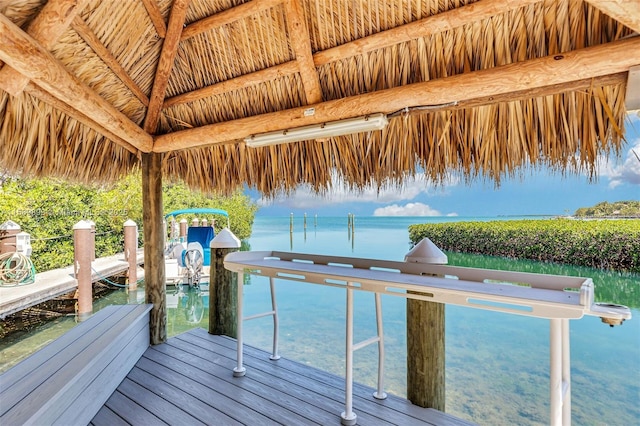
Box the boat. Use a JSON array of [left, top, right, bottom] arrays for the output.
[[164, 208, 230, 289]]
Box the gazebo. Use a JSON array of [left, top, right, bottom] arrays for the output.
[[0, 0, 638, 372]]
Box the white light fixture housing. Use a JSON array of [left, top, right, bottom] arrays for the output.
[[244, 113, 389, 147]]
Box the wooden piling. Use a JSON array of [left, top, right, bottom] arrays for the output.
[[73, 220, 94, 321], [406, 298, 445, 411], [0, 220, 20, 255], [209, 247, 238, 337], [123, 219, 138, 290], [179, 219, 187, 241], [142, 152, 166, 345], [209, 229, 241, 337]]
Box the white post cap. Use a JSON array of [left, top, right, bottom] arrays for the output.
[[404, 238, 448, 264], [73, 220, 92, 230], [210, 227, 241, 248], [124, 219, 137, 227], [0, 220, 20, 230]]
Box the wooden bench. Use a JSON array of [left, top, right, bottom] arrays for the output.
[[0, 304, 152, 425]]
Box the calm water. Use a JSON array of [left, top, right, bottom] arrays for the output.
[[1, 216, 638, 425]]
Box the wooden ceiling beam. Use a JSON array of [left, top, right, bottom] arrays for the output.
[[284, 0, 322, 104], [163, 60, 299, 108], [71, 16, 150, 107], [0, 0, 89, 96], [180, 0, 284, 41], [162, 0, 537, 109], [0, 13, 152, 152], [141, 0, 167, 38], [585, 0, 640, 34], [143, 0, 190, 134], [313, 0, 541, 66], [152, 37, 640, 153]]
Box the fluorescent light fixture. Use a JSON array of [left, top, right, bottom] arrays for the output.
[[244, 113, 389, 147]]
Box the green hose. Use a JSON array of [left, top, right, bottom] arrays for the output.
[[0, 252, 36, 286]]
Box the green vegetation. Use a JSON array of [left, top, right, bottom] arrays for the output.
[[574, 200, 640, 217], [0, 174, 258, 272], [408, 219, 640, 273]]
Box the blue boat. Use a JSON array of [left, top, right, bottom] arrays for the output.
[[164, 208, 230, 288]]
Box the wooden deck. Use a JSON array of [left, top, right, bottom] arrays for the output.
[[93, 328, 474, 426], [0, 250, 143, 319]]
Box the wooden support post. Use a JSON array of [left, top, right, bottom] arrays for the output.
[[142, 152, 166, 345], [73, 220, 94, 321], [179, 219, 187, 241], [123, 219, 138, 290], [0, 220, 21, 255], [406, 298, 445, 411], [87, 220, 95, 261], [209, 229, 241, 337]]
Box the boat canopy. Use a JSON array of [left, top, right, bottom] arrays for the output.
[[165, 208, 230, 229], [164, 208, 229, 219]]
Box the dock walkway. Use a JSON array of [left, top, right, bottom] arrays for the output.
[[94, 328, 474, 426], [0, 249, 143, 319]]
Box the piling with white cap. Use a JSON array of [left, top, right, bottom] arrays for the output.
[[405, 238, 447, 411], [209, 228, 241, 337]]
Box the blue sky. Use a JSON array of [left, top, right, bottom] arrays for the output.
[[254, 114, 640, 217]]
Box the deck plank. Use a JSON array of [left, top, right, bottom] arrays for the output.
[[166, 333, 400, 425], [0, 250, 144, 319], [104, 390, 168, 426], [98, 329, 476, 426], [90, 405, 129, 426], [133, 357, 268, 425], [0, 304, 151, 425], [143, 346, 326, 425], [117, 377, 206, 425], [192, 329, 472, 426]]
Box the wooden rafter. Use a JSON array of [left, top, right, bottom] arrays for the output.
[[313, 0, 541, 66], [71, 17, 150, 106], [0, 0, 89, 96], [163, 61, 299, 108], [152, 37, 640, 152], [161, 0, 538, 109], [141, 0, 167, 38], [23, 83, 140, 154], [284, 0, 322, 104], [585, 0, 640, 33], [143, 0, 191, 134], [0, 13, 152, 152], [180, 0, 285, 41]]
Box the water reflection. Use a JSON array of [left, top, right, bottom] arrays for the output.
[[167, 284, 209, 336]]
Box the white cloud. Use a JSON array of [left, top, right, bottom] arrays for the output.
[[373, 202, 458, 217], [257, 172, 461, 208], [597, 140, 640, 189]]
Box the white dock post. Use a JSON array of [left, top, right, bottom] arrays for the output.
[[124, 220, 138, 291], [562, 319, 571, 425], [373, 292, 387, 400], [233, 271, 246, 377], [73, 220, 94, 321], [341, 283, 357, 426], [550, 318, 572, 426]]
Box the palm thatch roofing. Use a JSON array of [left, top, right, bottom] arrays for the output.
[[0, 0, 639, 197]]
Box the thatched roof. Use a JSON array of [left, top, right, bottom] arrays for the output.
[[0, 0, 638, 196]]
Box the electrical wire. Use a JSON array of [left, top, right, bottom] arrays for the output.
[[0, 252, 36, 286]]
